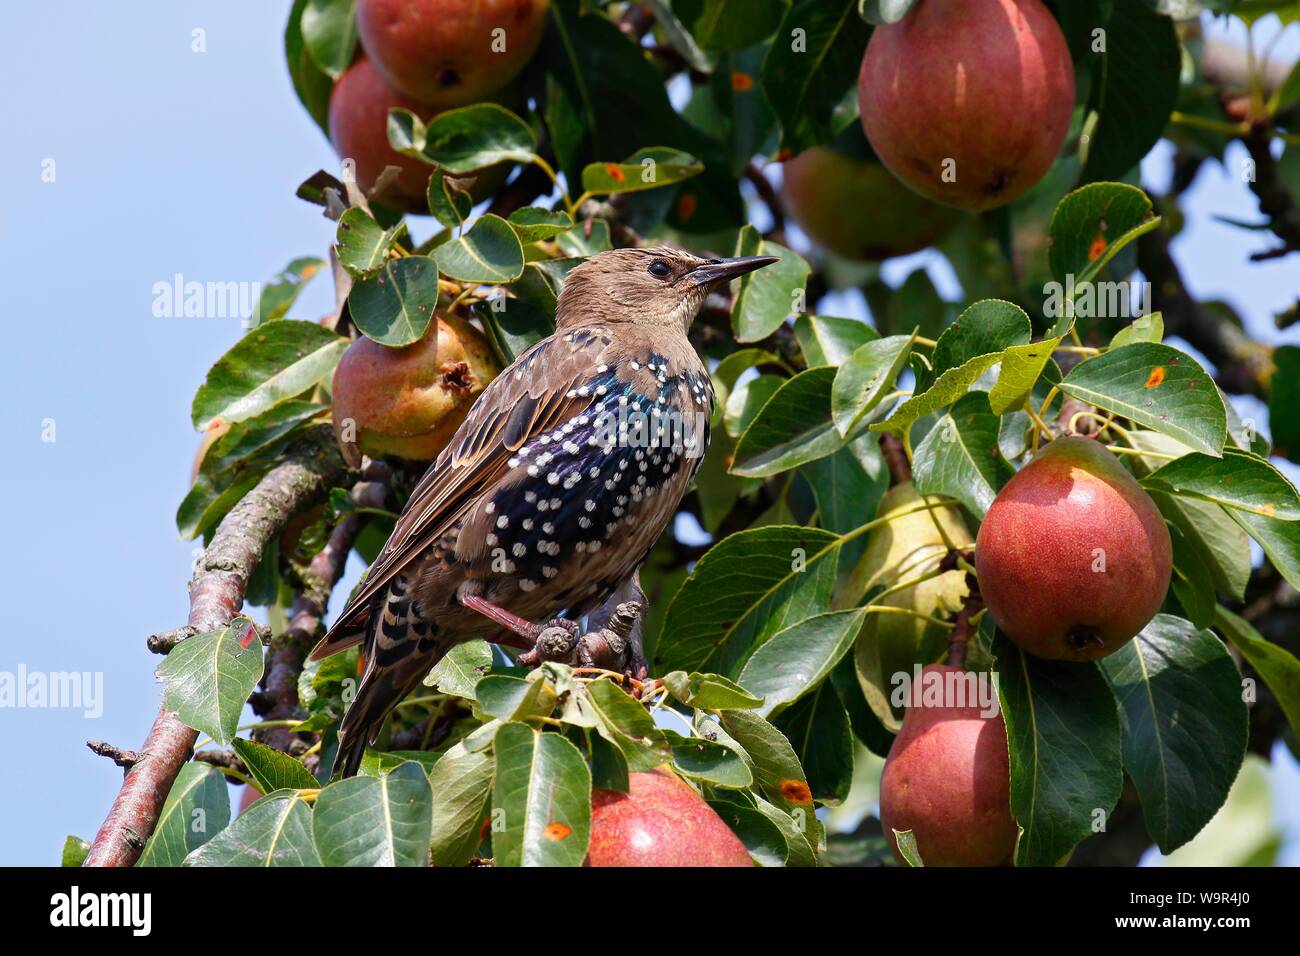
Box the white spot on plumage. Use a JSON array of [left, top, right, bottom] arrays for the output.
[[547, 472, 560, 485], [496, 515, 509, 529], [512, 543, 527, 558], [519, 579, 537, 592]]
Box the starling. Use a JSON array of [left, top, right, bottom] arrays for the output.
[[311, 246, 778, 776]]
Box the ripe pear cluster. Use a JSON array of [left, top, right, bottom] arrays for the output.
[[876, 439, 1172, 866], [328, 0, 550, 211]]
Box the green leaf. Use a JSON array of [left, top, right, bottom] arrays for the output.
[[424, 640, 492, 701], [196, 401, 326, 480], [1058, 343, 1227, 456], [831, 334, 916, 437], [1229, 508, 1300, 590], [738, 608, 868, 717], [585, 679, 672, 772], [1098, 614, 1247, 854], [231, 738, 319, 794], [657, 525, 841, 676], [506, 206, 574, 243], [313, 764, 432, 866], [761, 0, 871, 155], [1126, 431, 1251, 603], [731, 227, 810, 343], [872, 339, 1060, 435], [1215, 606, 1300, 742], [794, 314, 879, 368], [801, 434, 889, 534], [988, 337, 1061, 414], [255, 256, 326, 324], [994, 633, 1123, 868], [414, 103, 537, 172], [491, 723, 591, 866], [929, 299, 1031, 382], [555, 219, 612, 257], [335, 207, 405, 278], [772, 684, 855, 804], [671, 737, 754, 788], [427, 170, 472, 228], [733, 366, 863, 477], [285, 0, 332, 134], [427, 743, 495, 867], [185, 791, 319, 866], [893, 829, 924, 867], [156, 618, 263, 746], [1168, 523, 1217, 629], [719, 711, 817, 822], [1110, 312, 1164, 348], [1080, 3, 1181, 182], [912, 391, 1015, 518], [300, 0, 357, 79], [476, 672, 558, 722], [61, 835, 90, 868], [1141, 448, 1300, 520], [675, 0, 788, 51], [473, 297, 554, 366], [433, 214, 525, 284], [1269, 345, 1300, 461], [661, 671, 764, 710], [706, 799, 788, 866], [137, 763, 230, 867], [191, 321, 347, 429], [589, 731, 630, 792], [1049, 183, 1158, 288], [580, 147, 704, 195], [348, 256, 441, 347]]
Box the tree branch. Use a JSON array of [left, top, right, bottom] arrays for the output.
[[256, 479, 389, 753], [83, 427, 347, 867]]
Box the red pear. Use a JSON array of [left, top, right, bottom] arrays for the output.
[[782, 147, 963, 260], [328, 57, 508, 212], [857, 0, 1074, 210], [357, 0, 550, 106], [331, 315, 500, 466], [879, 664, 1017, 867], [587, 769, 753, 867], [976, 437, 1172, 661]]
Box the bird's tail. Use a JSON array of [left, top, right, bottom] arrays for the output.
[[332, 576, 448, 778]]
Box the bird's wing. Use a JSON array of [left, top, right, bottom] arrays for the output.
[[311, 325, 613, 659]]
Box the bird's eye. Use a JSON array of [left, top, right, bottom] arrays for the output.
[[648, 259, 673, 279]]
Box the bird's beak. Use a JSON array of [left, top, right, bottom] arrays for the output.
[[687, 255, 781, 286]]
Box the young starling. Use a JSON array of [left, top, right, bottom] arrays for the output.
[[311, 246, 778, 776]]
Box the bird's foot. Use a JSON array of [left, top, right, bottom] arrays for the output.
[[517, 618, 581, 667]]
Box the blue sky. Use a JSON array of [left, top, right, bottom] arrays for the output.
[[1, 2, 1296, 866]]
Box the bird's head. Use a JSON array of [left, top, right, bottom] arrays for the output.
[[554, 245, 779, 334]]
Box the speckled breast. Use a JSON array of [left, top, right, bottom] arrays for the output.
[[476, 352, 713, 618]]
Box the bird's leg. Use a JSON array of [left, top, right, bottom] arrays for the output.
[[457, 593, 578, 651], [585, 569, 650, 681]]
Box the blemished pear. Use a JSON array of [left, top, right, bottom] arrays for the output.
[[975, 437, 1172, 661], [879, 664, 1017, 867]]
